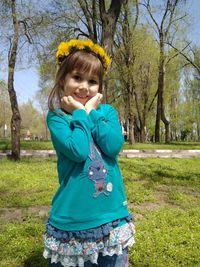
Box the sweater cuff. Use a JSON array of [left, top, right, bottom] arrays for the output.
[[88, 109, 104, 124], [72, 108, 87, 119]]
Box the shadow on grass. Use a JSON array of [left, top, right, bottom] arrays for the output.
[[22, 250, 47, 267]]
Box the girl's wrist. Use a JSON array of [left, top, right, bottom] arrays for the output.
[[75, 107, 86, 112], [85, 107, 95, 114]]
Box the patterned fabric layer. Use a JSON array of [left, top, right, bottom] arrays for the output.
[[45, 214, 132, 241], [43, 222, 135, 267]]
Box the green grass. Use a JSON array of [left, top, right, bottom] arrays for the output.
[[0, 158, 57, 208], [123, 141, 200, 150], [1, 139, 200, 150], [0, 139, 54, 151], [130, 208, 200, 267], [0, 157, 200, 266]]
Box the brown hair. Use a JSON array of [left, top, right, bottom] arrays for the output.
[[48, 50, 104, 111]]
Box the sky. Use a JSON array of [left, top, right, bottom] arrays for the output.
[[0, 68, 39, 105], [0, 0, 200, 107]]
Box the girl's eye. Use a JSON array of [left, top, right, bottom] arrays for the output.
[[89, 80, 98, 85], [73, 75, 81, 81]]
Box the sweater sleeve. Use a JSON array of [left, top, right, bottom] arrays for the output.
[[47, 109, 91, 162], [88, 105, 124, 158]]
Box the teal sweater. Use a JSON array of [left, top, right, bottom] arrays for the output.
[[47, 104, 129, 231]]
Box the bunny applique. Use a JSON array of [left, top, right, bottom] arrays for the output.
[[87, 139, 113, 198]]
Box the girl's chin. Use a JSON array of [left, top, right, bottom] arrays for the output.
[[74, 98, 88, 106], [73, 96, 91, 105]]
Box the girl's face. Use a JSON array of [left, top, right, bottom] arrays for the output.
[[63, 69, 100, 105]]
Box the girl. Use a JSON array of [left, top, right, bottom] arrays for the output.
[[43, 39, 135, 267]]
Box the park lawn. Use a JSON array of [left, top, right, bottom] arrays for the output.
[[0, 139, 54, 151], [1, 139, 200, 151], [123, 141, 200, 150], [0, 157, 200, 266]]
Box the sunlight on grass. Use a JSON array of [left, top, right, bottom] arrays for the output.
[[1, 139, 200, 150], [129, 208, 200, 267], [0, 158, 58, 208], [0, 157, 200, 266], [123, 141, 200, 150]]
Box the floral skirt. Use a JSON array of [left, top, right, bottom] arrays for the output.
[[43, 220, 135, 267]]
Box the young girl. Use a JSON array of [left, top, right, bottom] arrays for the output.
[[43, 39, 135, 267]]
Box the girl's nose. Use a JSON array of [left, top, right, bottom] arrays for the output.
[[79, 81, 89, 91]]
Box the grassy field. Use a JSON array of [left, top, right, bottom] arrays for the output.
[[123, 142, 200, 150], [1, 139, 200, 150], [0, 157, 200, 266]]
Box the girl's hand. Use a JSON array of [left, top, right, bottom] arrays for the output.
[[85, 93, 103, 114], [61, 96, 85, 114]]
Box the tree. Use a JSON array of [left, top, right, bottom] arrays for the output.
[[142, 0, 187, 143], [76, 0, 126, 55], [131, 29, 158, 142], [0, 80, 12, 138], [7, 0, 21, 160], [77, 0, 126, 101], [35, 87, 49, 140], [165, 50, 182, 141], [112, 0, 139, 144], [37, 0, 126, 103], [182, 54, 200, 141], [20, 100, 45, 139], [114, 25, 158, 143], [1, 0, 49, 159]]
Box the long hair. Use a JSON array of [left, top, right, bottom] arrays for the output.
[[48, 50, 104, 111]]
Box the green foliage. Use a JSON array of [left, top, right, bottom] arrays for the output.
[[0, 157, 200, 266], [180, 47, 200, 141], [130, 208, 200, 267], [0, 80, 12, 138], [19, 100, 46, 139]]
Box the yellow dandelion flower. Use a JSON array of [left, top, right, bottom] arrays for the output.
[[83, 40, 94, 47], [58, 42, 68, 52], [56, 39, 110, 71], [69, 39, 79, 47]]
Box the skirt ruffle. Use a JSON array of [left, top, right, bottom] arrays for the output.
[[43, 222, 135, 267], [45, 214, 133, 241]]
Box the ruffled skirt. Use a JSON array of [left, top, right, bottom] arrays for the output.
[[43, 221, 135, 267]]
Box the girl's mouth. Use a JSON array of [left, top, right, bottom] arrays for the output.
[[74, 93, 88, 99]]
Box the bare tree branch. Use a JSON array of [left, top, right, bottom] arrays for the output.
[[140, 1, 160, 32], [166, 41, 191, 65], [18, 20, 33, 44], [148, 89, 158, 111], [167, 42, 200, 73], [133, 0, 139, 30], [160, 0, 170, 33]]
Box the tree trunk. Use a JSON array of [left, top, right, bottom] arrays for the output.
[[160, 68, 170, 143], [100, 0, 124, 55], [155, 58, 163, 142], [128, 115, 135, 144], [42, 113, 48, 140], [140, 123, 147, 143], [99, 0, 125, 102], [7, 0, 21, 160], [155, 36, 170, 143], [127, 91, 135, 144]]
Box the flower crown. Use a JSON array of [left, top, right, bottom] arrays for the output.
[[56, 39, 110, 72]]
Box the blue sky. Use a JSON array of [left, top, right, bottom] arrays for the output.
[[0, 0, 200, 107], [0, 68, 39, 105]]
